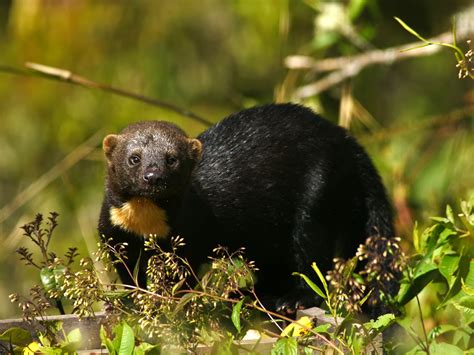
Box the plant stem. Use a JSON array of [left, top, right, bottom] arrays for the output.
[[56, 299, 66, 315], [415, 294, 430, 354]]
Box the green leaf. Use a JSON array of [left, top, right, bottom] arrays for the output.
[[428, 324, 458, 340], [111, 323, 123, 351], [461, 199, 474, 225], [66, 328, 82, 344], [100, 325, 116, 355], [271, 337, 298, 355], [313, 323, 331, 334], [38, 333, 51, 347], [463, 260, 474, 290], [40, 267, 57, 292], [462, 282, 474, 296], [420, 224, 444, 254], [405, 344, 426, 355], [358, 288, 373, 307], [438, 227, 456, 245], [134, 342, 161, 355], [211, 337, 236, 355], [439, 253, 460, 286], [454, 295, 474, 310], [446, 205, 455, 224], [452, 330, 470, 349], [117, 322, 135, 355], [171, 278, 185, 295], [173, 292, 195, 315], [429, 342, 464, 355], [397, 269, 438, 305], [413, 259, 437, 279], [40, 265, 67, 294], [61, 340, 81, 353], [347, 332, 363, 355], [430, 217, 449, 223], [231, 299, 244, 334], [452, 17, 458, 47], [368, 313, 395, 331], [311, 262, 329, 296], [413, 222, 420, 253], [394, 17, 429, 42], [61, 328, 82, 352], [0, 327, 32, 347], [292, 272, 325, 299], [440, 256, 471, 307]]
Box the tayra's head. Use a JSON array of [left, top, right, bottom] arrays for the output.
[[103, 121, 202, 202]]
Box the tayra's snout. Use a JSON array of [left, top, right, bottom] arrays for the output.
[[143, 168, 162, 185]]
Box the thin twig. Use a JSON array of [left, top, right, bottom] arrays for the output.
[[250, 289, 284, 332], [0, 62, 212, 126], [286, 27, 473, 98], [0, 131, 103, 224]]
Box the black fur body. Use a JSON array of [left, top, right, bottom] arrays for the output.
[[98, 103, 394, 311]]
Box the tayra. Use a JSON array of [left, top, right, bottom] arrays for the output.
[[98, 103, 394, 312]]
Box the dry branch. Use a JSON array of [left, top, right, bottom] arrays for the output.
[[0, 62, 212, 126], [286, 26, 474, 98]]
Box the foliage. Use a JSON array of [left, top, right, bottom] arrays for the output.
[[394, 197, 474, 353], [294, 257, 397, 353], [0, 3, 470, 355], [5, 212, 389, 353], [0, 2, 472, 324], [8, 213, 271, 352], [4, 199, 474, 353], [0, 322, 82, 354], [12, 212, 79, 316], [100, 321, 160, 355], [280, 198, 473, 354]]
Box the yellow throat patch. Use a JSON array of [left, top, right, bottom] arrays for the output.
[[109, 197, 170, 238]]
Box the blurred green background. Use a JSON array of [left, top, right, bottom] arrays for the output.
[[0, 0, 472, 318]]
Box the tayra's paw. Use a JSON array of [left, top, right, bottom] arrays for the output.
[[275, 289, 320, 317]]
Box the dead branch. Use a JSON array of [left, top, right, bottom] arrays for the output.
[[0, 62, 212, 126], [286, 26, 473, 98]]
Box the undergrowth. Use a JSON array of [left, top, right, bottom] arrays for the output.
[[1, 197, 473, 354]]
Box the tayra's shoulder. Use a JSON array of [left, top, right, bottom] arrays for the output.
[[199, 103, 346, 144], [222, 103, 322, 122]]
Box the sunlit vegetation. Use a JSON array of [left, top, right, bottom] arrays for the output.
[[0, 2, 472, 350]]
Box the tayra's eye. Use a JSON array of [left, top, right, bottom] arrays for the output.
[[128, 155, 141, 166], [166, 155, 178, 166]]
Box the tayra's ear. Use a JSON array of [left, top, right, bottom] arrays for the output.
[[103, 134, 119, 160], [188, 138, 202, 161]]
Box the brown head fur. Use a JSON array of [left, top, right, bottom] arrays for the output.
[[103, 121, 202, 203], [102, 121, 202, 238]]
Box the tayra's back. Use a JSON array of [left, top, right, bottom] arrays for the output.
[[177, 103, 394, 311]]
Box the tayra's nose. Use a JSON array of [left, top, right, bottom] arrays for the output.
[[143, 169, 161, 184]]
